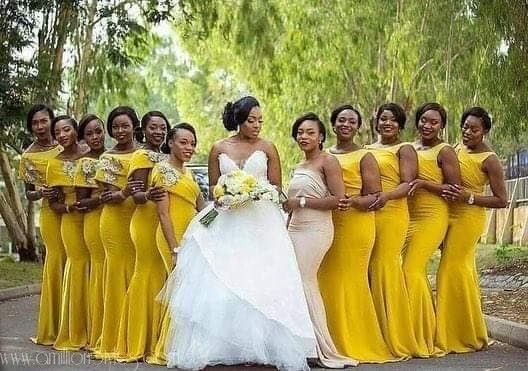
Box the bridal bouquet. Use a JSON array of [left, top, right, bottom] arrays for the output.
[[200, 169, 282, 226]]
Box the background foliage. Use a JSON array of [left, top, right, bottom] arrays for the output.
[[1, 0, 527, 259]]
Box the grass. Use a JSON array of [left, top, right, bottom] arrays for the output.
[[428, 243, 528, 275], [0, 256, 42, 289]]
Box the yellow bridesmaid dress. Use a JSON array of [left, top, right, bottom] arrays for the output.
[[435, 146, 493, 353], [403, 142, 450, 357], [318, 149, 396, 363], [116, 149, 167, 362], [19, 146, 65, 345], [366, 143, 420, 358], [47, 157, 90, 350], [74, 157, 105, 350], [146, 161, 200, 365], [93, 152, 136, 359]]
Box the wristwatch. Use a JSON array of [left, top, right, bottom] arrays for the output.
[[299, 196, 307, 208], [467, 193, 475, 205]]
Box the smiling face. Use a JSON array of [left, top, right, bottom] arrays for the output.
[[462, 115, 487, 148], [111, 114, 134, 145], [238, 106, 263, 140], [31, 110, 52, 140], [145, 116, 168, 148], [296, 120, 322, 152], [418, 109, 443, 141], [83, 119, 105, 151], [54, 120, 77, 149], [333, 109, 359, 141], [377, 109, 400, 140], [169, 128, 196, 163]]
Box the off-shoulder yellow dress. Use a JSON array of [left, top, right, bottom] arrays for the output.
[[19, 145, 65, 345], [116, 149, 167, 362], [435, 146, 494, 353], [74, 156, 104, 350], [319, 149, 395, 363], [146, 162, 200, 365], [93, 151, 136, 359], [47, 157, 90, 350], [366, 143, 419, 358], [403, 142, 450, 357]]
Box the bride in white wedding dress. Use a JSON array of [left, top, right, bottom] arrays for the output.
[[159, 96, 316, 370]]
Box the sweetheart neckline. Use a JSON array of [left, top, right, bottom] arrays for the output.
[[219, 150, 266, 171]]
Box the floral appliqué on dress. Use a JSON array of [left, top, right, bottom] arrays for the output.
[[21, 159, 44, 185], [146, 151, 167, 164], [158, 162, 181, 187], [99, 156, 123, 184], [63, 160, 77, 181], [81, 159, 98, 186]]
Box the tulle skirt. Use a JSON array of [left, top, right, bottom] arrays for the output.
[[158, 202, 316, 371]]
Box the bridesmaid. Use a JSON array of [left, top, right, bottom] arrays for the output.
[[366, 103, 420, 358], [46, 116, 90, 350], [318, 105, 396, 362], [147, 123, 205, 365], [19, 104, 64, 345], [435, 107, 507, 353], [73, 114, 106, 350], [116, 111, 170, 362], [94, 106, 142, 359], [403, 102, 461, 356], [286, 113, 357, 368]]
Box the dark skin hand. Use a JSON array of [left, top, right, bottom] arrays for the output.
[[441, 153, 507, 208], [368, 144, 418, 210], [129, 168, 167, 204], [408, 146, 461, 196], [99, 180, 144, 204], [337, 153, 382, 211]]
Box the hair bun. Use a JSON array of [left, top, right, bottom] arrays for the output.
[[222, 102, 237, 131]]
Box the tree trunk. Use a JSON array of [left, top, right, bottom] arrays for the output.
[[48, 2, 75, 105], [0, 191, 27, 253], [0, 152, 27, 231], [72, 0, 98, 118]]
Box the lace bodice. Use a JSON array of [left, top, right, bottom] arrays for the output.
[[219, 150, 268, 180]]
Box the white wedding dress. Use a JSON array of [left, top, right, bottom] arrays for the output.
[[160, 150, 316, 370]]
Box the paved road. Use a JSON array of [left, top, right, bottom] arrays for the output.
[[1, 295, 527, 370]]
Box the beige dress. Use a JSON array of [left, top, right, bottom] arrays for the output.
[[288, 167, 358, 368]]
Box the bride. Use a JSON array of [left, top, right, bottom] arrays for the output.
[[160, 96, 316, 370]]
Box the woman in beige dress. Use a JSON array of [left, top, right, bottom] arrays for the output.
[[285, 112, 357, 368]]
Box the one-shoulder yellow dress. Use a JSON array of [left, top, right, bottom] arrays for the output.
[[47, 157, 90, 350], [146, 162, 200, 365], [116, 150, 167, 362], [366, 143, 419, 358], [435, 146, 494, 353], [403, 142, 450, 357], [319, 149, 395, 363], [19, 145, 65, 345], [74, 156, 104, 350], [93, 152, 136, 359]]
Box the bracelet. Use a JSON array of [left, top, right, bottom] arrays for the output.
[[299, 196, 307, 208], [65, 204, 70, 213], [171, 246, 180, 255], [145, 190, 151, 201], [467, 193, 475, 205]]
